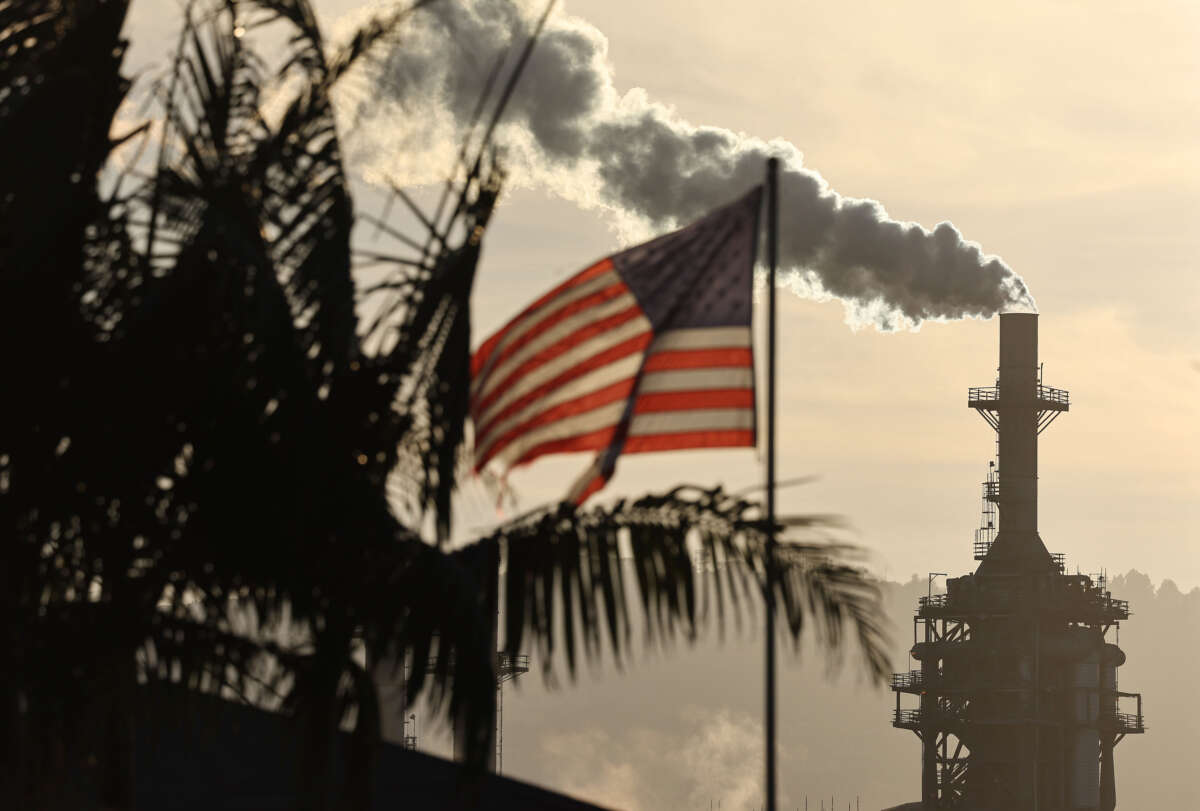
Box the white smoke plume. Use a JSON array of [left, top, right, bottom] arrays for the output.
[[337, 0, 1035, 329], [535, 709, 769, 811]]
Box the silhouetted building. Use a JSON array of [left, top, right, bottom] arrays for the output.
[[890, 313, 1145, 810], [127, 686, 607, 811]]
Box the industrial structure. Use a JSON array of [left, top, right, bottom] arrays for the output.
[[416, 648, 530, 772], [891, 313, 1145, 810], [495, 652, 531, 773]]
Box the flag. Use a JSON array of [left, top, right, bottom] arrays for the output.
[[470, 186, 762, 503]]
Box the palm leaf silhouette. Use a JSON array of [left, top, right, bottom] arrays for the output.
[[0, 1, 889, 808]]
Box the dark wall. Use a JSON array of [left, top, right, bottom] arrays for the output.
[[133, 688, 607, 811]]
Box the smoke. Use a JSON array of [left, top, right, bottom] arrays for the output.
[[337, 0, 1035, 329], [536, 709, 769, 811]]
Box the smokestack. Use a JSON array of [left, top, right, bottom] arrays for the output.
[[893, 312, 1143, 811], [340, 1, 1036, 329], [998, 313, 1040, 543], [974, 313, 1057, 574]]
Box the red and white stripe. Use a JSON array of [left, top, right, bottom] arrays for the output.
[[471, 260, 755, 485]]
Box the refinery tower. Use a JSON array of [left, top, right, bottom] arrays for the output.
[[890, 313, 1145, 810]]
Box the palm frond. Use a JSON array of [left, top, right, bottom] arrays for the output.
[[3, 1, 893, 807], [492, 485, 891, 683], [357, 0, 559, 542], [360, 485, 889, 768], [1, 0, 137, 692]]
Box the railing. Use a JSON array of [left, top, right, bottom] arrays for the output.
[[1054, 580, 1131, 619], [898, 706, 1140, 732], [497, 652, 530, 674], [919, 594, 951, 609], [893, 706, 966, 727], [891, 670, 926, 691], [432, 652, 531, 677], [968, 386, 1000, 403], [1037, 384, 1070, 406], [1087, 589, 1129, 619], [1051, 553, 1066, 574], [1107, 597, 1130, 618], [983, 479, 1000, 501], [1110, 712, 1146, 733], [967, 384, 1070, 407]]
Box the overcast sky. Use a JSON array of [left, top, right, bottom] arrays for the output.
[[122, 1, 1199, 807]]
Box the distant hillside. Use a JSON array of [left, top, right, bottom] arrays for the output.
[[1100, 571, 1198, 806]]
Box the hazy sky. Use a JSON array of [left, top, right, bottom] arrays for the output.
[[122, 0, 1200, 583], [121, 1, 1199, 807], [524, 0, 1197, 587], [323, 0, 1199, 586]]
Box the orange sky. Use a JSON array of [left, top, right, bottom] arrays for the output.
[[439, 0, 1200, 586], [122, 1, 1200, 589]]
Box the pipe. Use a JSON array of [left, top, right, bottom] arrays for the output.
[[999, 313, 1038, 537], [979, 313, 1054, 574]]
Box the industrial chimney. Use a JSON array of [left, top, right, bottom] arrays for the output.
[[890, 313, 1145, 811], [975, 313, 1054, 573]]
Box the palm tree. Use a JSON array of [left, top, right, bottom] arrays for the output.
[[0, 1, 889, 809]]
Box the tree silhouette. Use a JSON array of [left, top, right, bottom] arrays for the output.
[[0, 2, 889, 809]]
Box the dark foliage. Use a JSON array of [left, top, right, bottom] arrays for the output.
[[0, 1, 888, 809]]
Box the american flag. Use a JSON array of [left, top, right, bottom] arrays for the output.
[[470, 186, 762, 503]]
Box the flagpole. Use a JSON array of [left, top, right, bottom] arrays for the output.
[[764, 156, 779, 811]]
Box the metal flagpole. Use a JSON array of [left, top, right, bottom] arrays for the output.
[[764, 156, 780, 811]]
